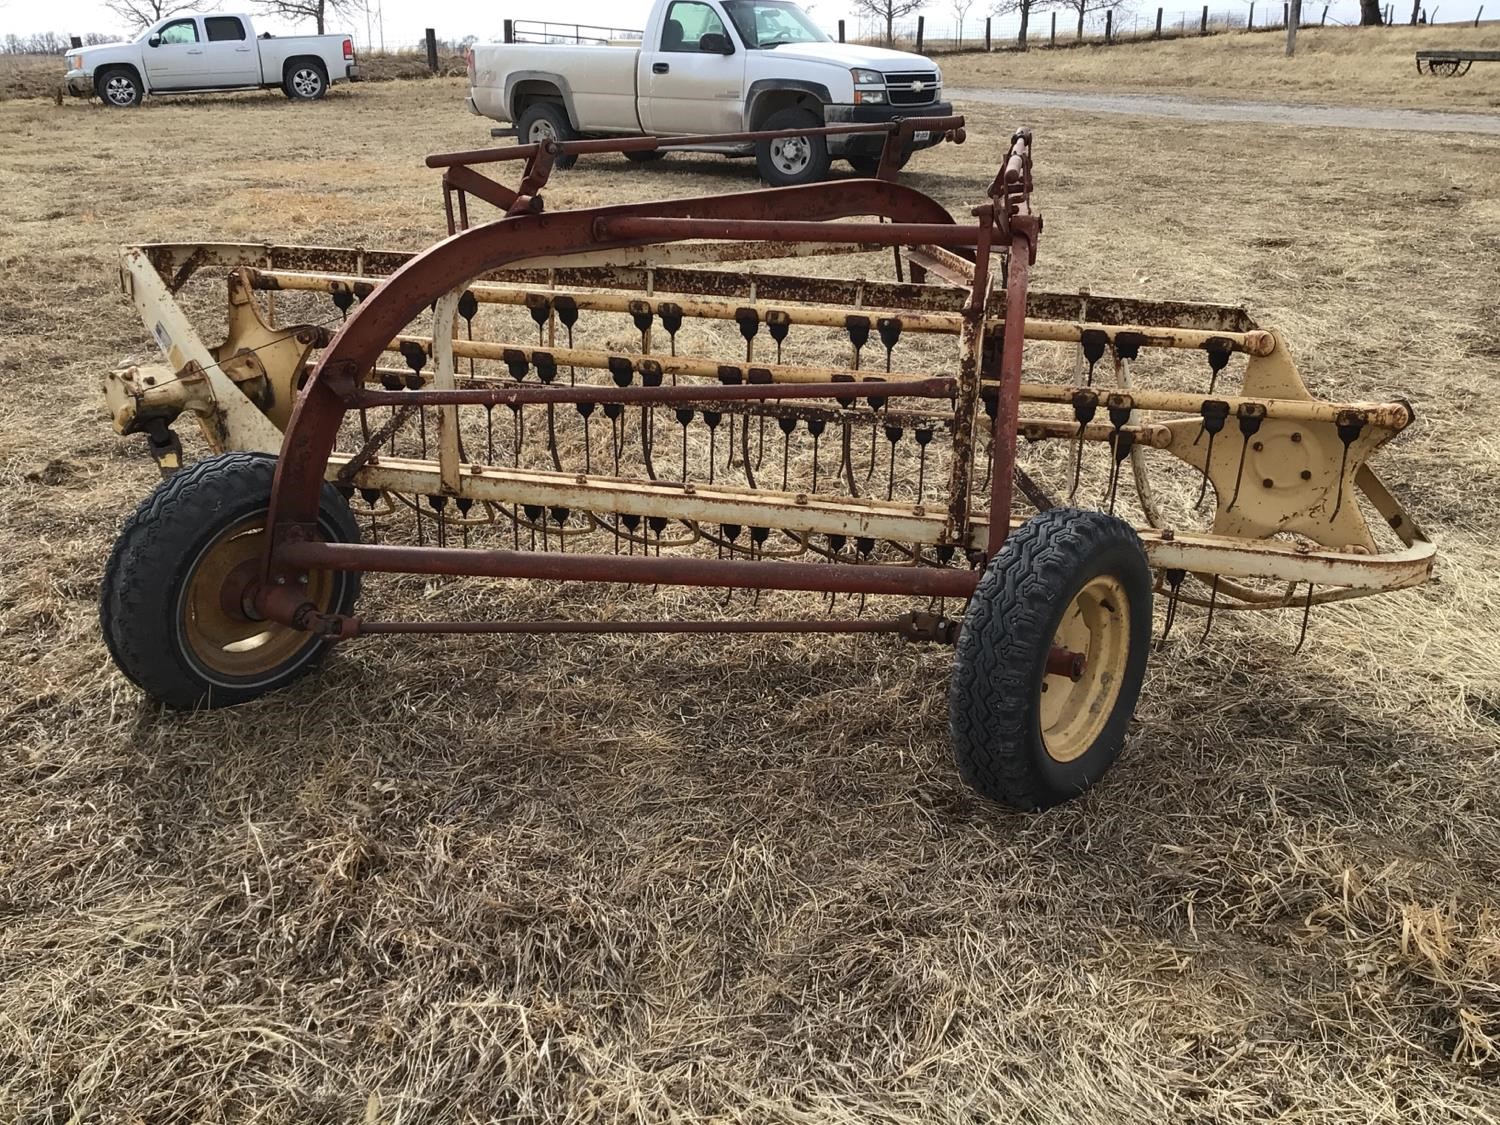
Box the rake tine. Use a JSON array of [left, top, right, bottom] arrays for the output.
[[1294, 584, 1315, 654]]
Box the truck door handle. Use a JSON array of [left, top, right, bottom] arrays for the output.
[[235, 46, 252, 51], [187, 48, 204, 54], [652, 62, 669, 74]]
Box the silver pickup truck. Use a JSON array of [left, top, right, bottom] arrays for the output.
[[466, 0, 950, 185], [63, 13, 359, 107]]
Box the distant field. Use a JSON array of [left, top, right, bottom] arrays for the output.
[[0, 55, 58, 101], [943, 24, 1500, 110]]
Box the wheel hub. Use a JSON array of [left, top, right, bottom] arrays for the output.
[[1038, 574, 1130, 763], [105, 76, 134, 105], [770, 136, 809, 175], [179, 515, 331, 678]]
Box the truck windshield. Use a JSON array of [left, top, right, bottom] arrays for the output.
[[721, 0, 829, 48]]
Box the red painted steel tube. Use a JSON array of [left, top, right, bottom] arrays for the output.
[[595, 217, 981, 247], [986, 229, 1033, 557], [357, 618, 909, 635], [277, 540, 982, 598], [349, 377, 957, 409]]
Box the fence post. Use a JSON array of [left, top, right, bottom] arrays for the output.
[[915, 15, 924, 49], [1321, 4, 1327, 21], [1105, 9, 1114, 40], [985, 16, 992, 48], [1201, 4, 1209, 31], [1248, 2, 1255, 25], [425, 28, 438, 72], [837, 18, 845, 40], [1155, 7, 1163, 34], [1476, 6, 1483, 25], [503, 19, 514, 43], [1051, 11, 1057, 43]]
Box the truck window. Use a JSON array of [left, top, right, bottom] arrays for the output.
[[722, 0, 828, 47], [204, 17, 247, 41], [660, 1, 731, 51], [157, 19, 199, 44]]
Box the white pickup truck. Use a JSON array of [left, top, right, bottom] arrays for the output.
[[63, 13, 359, 107], [465, 0, 951, 185]]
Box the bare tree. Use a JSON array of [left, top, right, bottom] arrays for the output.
[[254, 0, 363, 35], [1053, 0, 1115, 38], [994, 0, 1048, 48], [103, 0, 205, 32], [951, 0, 975, 43], [853, 0, 926, 46]]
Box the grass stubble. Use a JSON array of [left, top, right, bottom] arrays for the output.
[[0, 70, 1498, 1123]]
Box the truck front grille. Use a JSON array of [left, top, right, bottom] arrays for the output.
[[882, 71, 940, 107]]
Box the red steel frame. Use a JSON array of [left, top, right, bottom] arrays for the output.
[[251, 129, 1041, 636]]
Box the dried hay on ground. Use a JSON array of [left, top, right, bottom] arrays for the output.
[[1, 78, 1498, 1122]]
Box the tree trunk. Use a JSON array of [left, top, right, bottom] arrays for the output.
[[1359, 0, 1383, 22], [1077, 6, 1086, 36], [886, 10, 894, 44], [1018, 0, 1030, 47], [1286, 0, 1300, 52]]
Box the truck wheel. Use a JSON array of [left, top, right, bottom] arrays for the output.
[[518, 102, 578, 169], [847, 151, 909, 177], [756, 107, 831, 187], [948, 508, 1152, 811], [100, 452, 361, 710], [283, 61, 328, 100], [97, 67, 142, 108]]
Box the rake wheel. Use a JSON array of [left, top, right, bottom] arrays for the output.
[[949, 508, 1152, 811], [100, 452, 360, 709]]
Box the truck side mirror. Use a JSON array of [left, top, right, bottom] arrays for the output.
[[147, 34, 161, 47], [698, 32, 733, 54]]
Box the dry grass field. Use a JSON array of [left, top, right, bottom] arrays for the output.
[[943, 24, 1500, 110], [2, 76, 1499, 1122]]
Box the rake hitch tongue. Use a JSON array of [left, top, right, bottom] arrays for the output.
[[96, 119, 1435, 812]]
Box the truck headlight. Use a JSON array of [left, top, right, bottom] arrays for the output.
[[68, 54, 82, 70], [852, 67, 885, 104]]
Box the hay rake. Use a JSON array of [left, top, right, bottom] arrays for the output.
[[99, 118, 1434, 809]]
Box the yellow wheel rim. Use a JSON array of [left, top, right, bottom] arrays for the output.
[[178, 515, 334, 682], [1039, 574, 1131, 763]]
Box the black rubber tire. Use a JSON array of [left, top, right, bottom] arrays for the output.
[[282, 59, 328, 100], [948, 507, 1153, 811], [755, 107, 832, 187], [517, 101, 578, 168], [96, 66, 142, 108], [624, 149, 666, 164], [847, 151, 910, 177], [100, 452, 360, 710]]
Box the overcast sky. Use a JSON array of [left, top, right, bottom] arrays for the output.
[[4, 0, 1485, 49]]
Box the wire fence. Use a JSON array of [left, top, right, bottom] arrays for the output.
[[844, 0, 1485, 51]]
